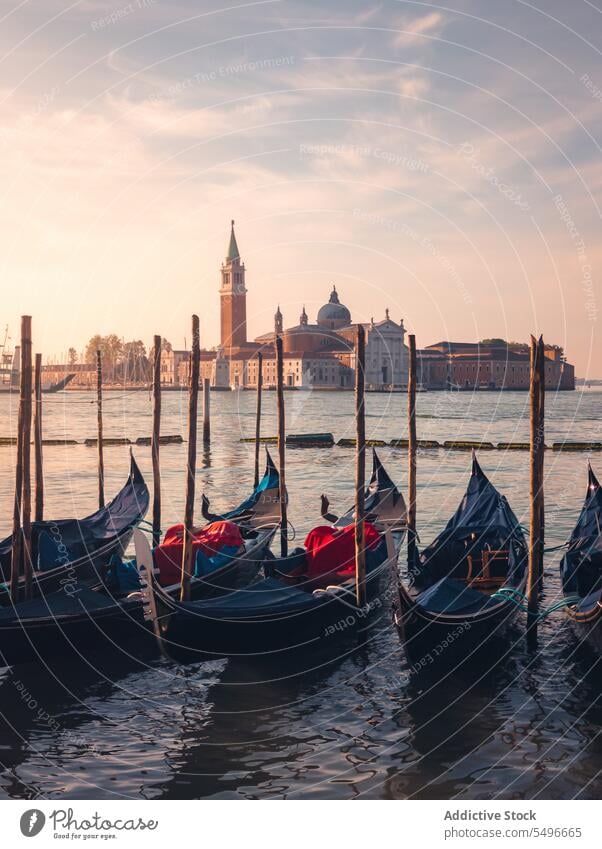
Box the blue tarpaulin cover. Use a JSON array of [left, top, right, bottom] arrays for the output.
[[412, 455, 527, 590], [0, 585, 121, 622], [0, 455, 149, 579], [561, 465, 602, 598], [416, 577, 499, 615]]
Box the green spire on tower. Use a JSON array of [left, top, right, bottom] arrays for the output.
[[227, 219, 240, 261]]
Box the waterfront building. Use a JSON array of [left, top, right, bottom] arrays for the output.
[[160, 348, 189, 386], [336, 312, 409, 388], [418, 341, 575, 390]]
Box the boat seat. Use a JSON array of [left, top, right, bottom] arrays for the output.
[[466, 549, 509, 589]]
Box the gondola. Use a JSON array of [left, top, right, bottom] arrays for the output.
[[0, 453, 149, 602], [139, 452, 406, 659], [0, 582, 147, 667], [201, 448, 283, 528], [0, 454, 283, 668], [395, 454, 528, 670], [560, 463, 602, 654], [322, 449, 407, 529], [144, 449, 282, 601]]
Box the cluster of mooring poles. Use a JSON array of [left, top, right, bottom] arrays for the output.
[[164, 324, 370, 606], [10, 317, 43, 601], [8, 313, 547, 645]]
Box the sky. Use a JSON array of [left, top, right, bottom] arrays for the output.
[[1, 0, 600, 376]]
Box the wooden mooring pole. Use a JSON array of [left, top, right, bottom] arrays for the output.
[[9, 317, 31, 602], [253, 352, 263, 488], [276, 336, 288, 557], [538, 338, 546, 581], [21, 318, 33, 598], [355, 324, 367, 609], [151, 335, 162, 549], [527, 335, 545, 645], [96, 349, 105, 509], [180, 316, 200, 602], [407, 334, 417, 568], [202, 378, 210, 445], [34, 352, 44, 522]]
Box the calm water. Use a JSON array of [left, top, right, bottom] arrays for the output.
[[0, 388, 601, 800]]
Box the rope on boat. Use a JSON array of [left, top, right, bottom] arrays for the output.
[[543, 541, 570, 553], [139, 519, 161, 530], [283, 520, 296, 542], [490, 586, 582, 618], [136, 519, 162, 536]]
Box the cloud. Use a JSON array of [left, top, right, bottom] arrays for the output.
[[392, 11, 445, 48], [0, 0, 599, 373]]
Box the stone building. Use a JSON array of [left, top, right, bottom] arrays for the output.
[[255, 291, 408, 390], [160, 349, 189, 386], [417, 341, 575, 390]]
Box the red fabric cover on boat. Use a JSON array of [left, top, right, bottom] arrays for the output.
[[154, 521, 243, 586], [303, 522, 381, 586]]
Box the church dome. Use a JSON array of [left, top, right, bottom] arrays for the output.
[[317, 286, 351, 329]]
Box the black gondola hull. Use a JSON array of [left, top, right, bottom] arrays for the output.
[[395, 585, 522, 672], [560, 464, 602, 656], [566, 608, 602, 656], [161, 551, 397, 659], [394, 456, 528, 674], [0, 602, 148, 667], [0, 455, 149, 603]]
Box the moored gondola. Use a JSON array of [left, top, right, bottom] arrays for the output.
[[0, 583, 148, 667], [322, 449, 407, 530], [0, 453, 149, 603], [560, 463, 602, 654], [145, 449, 282, 601], [201, 448, 283, 529], [139, 454, 405, 659], [0, 454, 284, 667], [395, 454, 528, 671]]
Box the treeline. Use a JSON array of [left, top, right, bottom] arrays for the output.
[[82, 335, 173, 383]]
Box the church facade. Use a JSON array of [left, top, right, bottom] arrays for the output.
[[172, 221, 409, 390]]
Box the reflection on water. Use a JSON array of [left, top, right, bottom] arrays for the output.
[[0, 389, 601, 799]]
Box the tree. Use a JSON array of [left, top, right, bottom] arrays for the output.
[[67, 347, 77, 366], [119, 340, 149, 383], [84, 334, 124, 382], [85, 335, 103, 364]]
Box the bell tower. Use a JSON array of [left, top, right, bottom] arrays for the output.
[[220, 220, 247, 349]]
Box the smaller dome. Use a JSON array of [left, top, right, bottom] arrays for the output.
[[317, 286, 351, 327]]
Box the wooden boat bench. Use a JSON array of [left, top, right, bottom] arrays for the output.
[[466, 549, 509, 589]]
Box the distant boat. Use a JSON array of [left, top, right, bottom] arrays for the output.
[[43, 373, 76, 393], [0, 372, 76, 393]]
